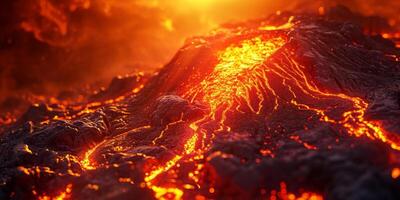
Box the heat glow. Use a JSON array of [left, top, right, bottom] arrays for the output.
[[142, 18, 400, 199], [143, 36, 288, 199], [2, 1, 400, 199]]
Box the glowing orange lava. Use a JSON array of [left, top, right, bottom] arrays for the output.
[[382, 32, 400, 48], [392, 168, 400, 179], [187, 37, 286, 116], [141, 18, 399, 199], [145, 36, 288, 199], [38, 184, 72, 200], [80, 144, 100, 170], [269, 182, 323, 200]]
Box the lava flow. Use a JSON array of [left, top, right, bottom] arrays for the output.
[[1, 5, 400, 200], [144, 35, 288, 199], [141, 15, 400, 198]]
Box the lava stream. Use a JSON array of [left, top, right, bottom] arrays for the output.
[[144, 36, 289, 199], [143, 25, 400, 198]]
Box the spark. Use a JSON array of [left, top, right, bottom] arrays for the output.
[[162, 18, 174, 32], [392, 168, 400, 179]]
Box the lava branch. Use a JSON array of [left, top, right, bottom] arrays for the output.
[[273, 51, 400, 151], [80, 140, 108, 170], [144, 128, 199, 200]]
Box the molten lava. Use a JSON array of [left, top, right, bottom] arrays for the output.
[[140, 17, 400, 199], [144, 35, 288, 199], [186, 37, 286, 116]]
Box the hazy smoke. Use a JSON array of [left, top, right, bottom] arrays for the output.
[[0, 0, 399, 106]]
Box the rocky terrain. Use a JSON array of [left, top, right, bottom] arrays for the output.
[[0, 6, 400, 200]]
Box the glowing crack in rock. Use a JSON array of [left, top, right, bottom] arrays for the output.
[[269, 182, 324, 200], [38, 184, 72, 200], [80, 140, 107, 170]]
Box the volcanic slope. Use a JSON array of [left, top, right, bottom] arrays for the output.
[[1, 8, 400, 200]]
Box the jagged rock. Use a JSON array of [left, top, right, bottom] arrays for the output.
[[151, 95, 206, 126], [90, 74, 146, 102], [17, 103, 66, 124]]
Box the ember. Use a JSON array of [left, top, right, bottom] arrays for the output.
[[1, 1, 400, 200]]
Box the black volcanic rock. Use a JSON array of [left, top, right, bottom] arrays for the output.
[[90, 74, 147, 102], [151, 95, 206, 126]]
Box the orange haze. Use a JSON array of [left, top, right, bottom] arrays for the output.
[[0, 0, 399, 104]]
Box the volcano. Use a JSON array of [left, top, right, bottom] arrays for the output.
[[1, 6, 400, 200]]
